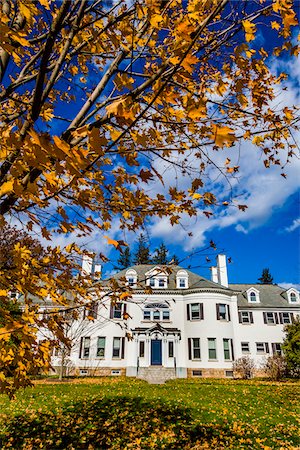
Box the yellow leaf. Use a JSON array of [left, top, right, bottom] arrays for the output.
[[39, 0, 50, 9], [242, 20, 256, 42], [150, 14, 164, 27], [0, 180, 14, 198], [210, 124, 237, 147], [41, 108, 54, 122], [271, 21, 280, 30], [104, 236, 119, 248], [0, 290, 8, 296], [192, 193, 202, 200]]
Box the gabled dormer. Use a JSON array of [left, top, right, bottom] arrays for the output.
[[286, 288, 299, 304], [246, 287, 260, 303], [145, 266, 168, 289], [176, 269, 189, 289], [126, 269, 137, 288]]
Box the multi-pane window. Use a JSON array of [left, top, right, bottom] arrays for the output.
[[223, 339, 232, 360], [290, 292, 297, 302], [239, 311, 254, 324], [111, 304, 122, 319], [272, 343, 282, 355], [279, 312, 293, 324], [162, 310, 170, 320], [216, 304, 230, 321], [192, 338, 201, 359], [179, 278, 186, 288], [158, 278, 165, 287], [143, 304, 170, 321], [256, 342, 270, 354], [168, 341, 174, 358], [80, 337, 90, 359], [127, 277, 135, 287], [96, 337, 106, 358], [208, 338, 217, 360], [153, 310, 160, 320], [87, 302, 98, 319], [139, 341, 145, 358], [188, 338, 201, 360], [241, 342, 250, 353], [263, 312, 278, 325], [250, 291, 257, 302], [112, 337, 121, 358], [149, 278, 155, 287], [187, 303, 203, 320], [143, 310, 151, 320]]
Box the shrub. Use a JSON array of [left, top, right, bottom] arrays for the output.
[[282, 317, 300, 378], [233, 356, 255, 379], [263, 355, 287, 381]]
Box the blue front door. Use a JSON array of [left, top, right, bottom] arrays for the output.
[[151, 339, 162, 365]]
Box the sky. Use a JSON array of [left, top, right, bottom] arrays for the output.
[[7, 3, 299, 290], [71, 53, 300, 289]]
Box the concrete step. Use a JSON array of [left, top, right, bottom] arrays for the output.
[[137, 367, 176, 384]]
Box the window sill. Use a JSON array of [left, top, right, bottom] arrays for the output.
[[208, 359, 218, 362]]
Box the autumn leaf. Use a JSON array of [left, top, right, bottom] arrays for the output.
[[139, 169, 154, 183], [210, 125, 237, 147], [242, 20, 256, 42]]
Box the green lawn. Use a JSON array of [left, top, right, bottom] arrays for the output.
[[0, 378, 299, 449]]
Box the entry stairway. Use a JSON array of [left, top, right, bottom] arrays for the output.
[[137, 367, 176, 384]]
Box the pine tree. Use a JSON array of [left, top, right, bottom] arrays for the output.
[[116, 247, 131, 270], [153, 243, 168, 265], [258, 268, 274, 284], [133, 234, 151, 265]]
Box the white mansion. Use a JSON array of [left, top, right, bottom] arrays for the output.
[[49, 255, 300, 380]]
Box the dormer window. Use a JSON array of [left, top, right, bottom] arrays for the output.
[[145, 267, 168, 289], [179, 278, 186, 288], [127, 278, 135, 287], [287, 288, 299, 304], [158, 278, 165, 288], [176, 270, 189, 289], [126, 269, 137, 288], [246, 287, 260, 303]]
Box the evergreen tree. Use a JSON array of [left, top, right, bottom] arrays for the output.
[[258, 268, 274, 284], [282, 317, 300, 377], [153, 243, 168, 265], [133, 234, 151, 265], [116, 247, 131, 270]]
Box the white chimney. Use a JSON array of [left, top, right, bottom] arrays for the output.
[[94, 263, 102, 280], [81, 255, 93, 276], [217, 254, 228, 287], [211, 266, 219, 283]]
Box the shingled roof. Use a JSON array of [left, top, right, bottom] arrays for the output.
[[229, 283, 299, 308], [102, 264, 234, 293]]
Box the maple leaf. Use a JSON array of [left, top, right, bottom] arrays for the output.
[[210, 125, 237, 148], [139, 169, 154, 183], [242, 20, 256, 42]]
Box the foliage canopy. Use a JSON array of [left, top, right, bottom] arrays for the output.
[[0, 0, 299, 394]]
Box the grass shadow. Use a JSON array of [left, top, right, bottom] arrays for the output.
[[0, 396, 226, 449]]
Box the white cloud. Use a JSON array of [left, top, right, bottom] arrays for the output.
[[285, 218, 300, 233], [278, 282, 300, 291]]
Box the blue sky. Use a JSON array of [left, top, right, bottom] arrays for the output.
[[13, 4, 298, 290], [38, 50, 300, 290]]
